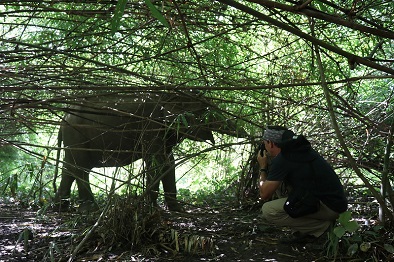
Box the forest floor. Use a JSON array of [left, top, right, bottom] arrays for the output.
[[0, 198, 336, 262]]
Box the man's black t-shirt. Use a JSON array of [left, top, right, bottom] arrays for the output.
[[267, 136, 348, 213]]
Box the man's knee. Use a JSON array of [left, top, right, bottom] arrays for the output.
[[261, 204, 273, 220], [261, 200, 284, 220]]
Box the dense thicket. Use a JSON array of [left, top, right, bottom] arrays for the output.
[[0, 0, 393, 221]]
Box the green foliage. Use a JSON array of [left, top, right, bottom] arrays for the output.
[[326, 211, 394, 261], [1, 3, 394, 259], [326, 211, 360, 259], [335, 211, 360, 238], [111, 0, 128, 35], [175, 135, 248, 206], [0, 133, 55, 205], [145, 0, 169, 28]]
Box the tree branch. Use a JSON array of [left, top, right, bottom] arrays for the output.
[[248, 0, 394, 39], [314, 36, 394, 221], [215, 0, 394, 75]]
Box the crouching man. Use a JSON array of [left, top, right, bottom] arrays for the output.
[[257, 126, 347, 243]]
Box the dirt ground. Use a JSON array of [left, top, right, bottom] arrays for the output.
[[0, 200, 329, 262]]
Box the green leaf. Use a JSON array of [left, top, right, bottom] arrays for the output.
[[314, 1, 328, 13], [333, 227, 346, 238], [145, 0, 169, 28], [372, 225, 384, 232], [384, 244, 394, 254], [180, 114, 188, 127], [349, 233, 362, 242], [111, 0, 128, 35], [347, 243, 359, 257], [360, 242, 371, 252], [345, 221, 359, 233], [338, 211, 352, 225], [364, 230, 378, 236]]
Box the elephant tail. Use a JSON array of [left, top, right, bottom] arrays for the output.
[[53, 126, 63, 193]]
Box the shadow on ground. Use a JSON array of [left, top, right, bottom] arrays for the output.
[[0, 200, 327, 261]]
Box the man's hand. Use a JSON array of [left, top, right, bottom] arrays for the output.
[[257, 149, 268, 170]]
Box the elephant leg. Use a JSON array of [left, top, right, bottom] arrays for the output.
[[54, 151, 97, 212], [54, 168, 75, 211], [145, 149, 183, 211], [54, 154, 78, 211], [162, 171, 184, 211], [74, 168, 98, 212], [56, 168, 74, 199], [146, 163, 160, 207], [75, 170, 94, 202], [161, 154, 184, 212]]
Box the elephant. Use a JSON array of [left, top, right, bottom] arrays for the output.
[[54, 91, 247, 212]]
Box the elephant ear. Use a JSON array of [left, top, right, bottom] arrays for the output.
[[163, 107, 215, 144], [204, 110, 249, 138], [160, 93, 215, 143], [161, 92, 248, 141], [161, 94, 208, 115], [160, 92, 208, 123]]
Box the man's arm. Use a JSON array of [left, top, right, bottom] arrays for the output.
[[258, 170, 281, 200], [257, 150, 281, 201]]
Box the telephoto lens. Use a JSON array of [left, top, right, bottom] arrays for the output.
[[258, 143, 265, 156]]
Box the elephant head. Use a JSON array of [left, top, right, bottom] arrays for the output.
[[54, 91, 247, 212]]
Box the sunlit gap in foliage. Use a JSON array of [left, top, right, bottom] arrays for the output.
[[84, 136, 249, 201]]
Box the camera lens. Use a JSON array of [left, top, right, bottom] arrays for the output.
[[258, 143, 265, 154]]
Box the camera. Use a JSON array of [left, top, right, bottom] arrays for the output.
[[257, 143, 265, 156]]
